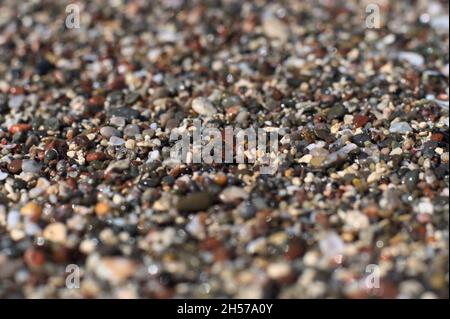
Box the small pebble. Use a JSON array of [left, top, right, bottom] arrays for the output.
[[7, 159, 23, 174], [43, 222, 67, 244], [177, 192, 214, 212], [100, 126, 120, 139], [192, 97, 217, 116], [390, 122, 413, 134]]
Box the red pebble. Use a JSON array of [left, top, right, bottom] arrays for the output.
[[9, 123, 32, 135]]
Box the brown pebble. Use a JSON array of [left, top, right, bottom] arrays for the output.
[[285, 238, 305, 261], [353, 114, 369, 128], [271, 87, 283, 101], [430, 133, 444, 142], [24, 247, 45, 268], [88, 95, 105, 107], [86, 151, 107, 162], [214, 173, 228, 186], [52, 247, 69, 263], [7, 159, 22, 174], [66, 177, 77, 189], [226, 105, 240, 119], [74, 135, 93, 149], [9, 86, 25, 95], [9, 123, 31, 135], [364, 205, 379, 218], [44, 139, 68, 156]]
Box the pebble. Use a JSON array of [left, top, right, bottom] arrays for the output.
[[220, 186, 249, 203], [6, 210, 20, 229], [430, 15, 449, 30], [327, 105, 346, 122], [74, 135, 93, 149], [35, 58, 54, 75], [21, 159, 42, 173], [404, 170, 420, 191], [353, 114, 369, 128], [262, 16, 289, 42], [0, 170, 8, 181], [43, 222, 67, 244], [24, 248, 45, 268], [100, 126, 120, 138], [95, 202, 111, 217], [110, 116, 126, 127], [186, 214, 206, 239], [8, 95, 25, 109], [109, 136, 125, 146], [192, 97, 217, 116], [9, 123, 31, 134], [390, 147, 403, 155], [86, 152, 107, 162], [95, 257, 137, 284], [238, 201, 257, 219], [109, 107, 140, 120], [319, 232, 345, 259], [177, 192, 214, 212], [214, 173, 228, 186], [13, 178, 27, 189], [124, 124, 140, 136], [20, 202, 42, 221], [299, 154, 312, 163], [147, 150, 160, 162], [7, 159, 22, 174], [352, 133, 371, 147], [125, 139, 136, 149], [398, 51, 424, 67], [390, 122, 413, 134], [267, 262, 291, 280], [417, 201, 434, 215]]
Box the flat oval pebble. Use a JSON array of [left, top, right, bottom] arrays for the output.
[[177, 192, 214, 212]]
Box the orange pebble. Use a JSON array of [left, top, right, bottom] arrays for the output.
[[9, 123, 32, 135], [95, 202, 111, 216]]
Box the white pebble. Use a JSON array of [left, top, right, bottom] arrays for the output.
[[0, 170, 8, 181], [192, 97, 217, 116], [398, 51, 424, 67], [319, 231, 345, 259], [390, 121, 413, 134], [109, 136, 125, 146], [22, 159, 42, 173], [147, 150, 160, 162], [417, 201, 434, 214]]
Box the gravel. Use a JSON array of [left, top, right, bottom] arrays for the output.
[[0, 0, 448, 299]]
